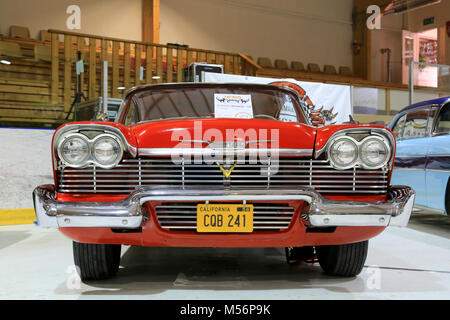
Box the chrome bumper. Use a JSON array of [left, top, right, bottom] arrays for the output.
[[33, 185, 415, 229]]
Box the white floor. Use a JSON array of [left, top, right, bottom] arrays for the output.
[[0, 213, 449, 300]]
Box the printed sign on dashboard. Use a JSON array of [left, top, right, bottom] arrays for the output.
[[214, 94, 253, 119]]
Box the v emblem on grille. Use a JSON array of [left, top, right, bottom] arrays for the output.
[[216, 162, 237, 179]]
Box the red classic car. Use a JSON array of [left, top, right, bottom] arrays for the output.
[[33, 83, 415, 280]]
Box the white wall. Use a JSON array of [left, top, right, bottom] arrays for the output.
[[0, 129, 53, 210], [160, 0, 354, 69], [0, 0, 354, 69], [0, 0, 142, 41]]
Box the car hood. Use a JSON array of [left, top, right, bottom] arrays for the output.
[[129, 118, 316, 152]]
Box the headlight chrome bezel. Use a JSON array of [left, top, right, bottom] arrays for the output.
[[56, 131, 124, 169], [57, 133, 90, 168], [327, 136, 359, 170], [359, 135, 390, 169], [326, 132, 392, 170]]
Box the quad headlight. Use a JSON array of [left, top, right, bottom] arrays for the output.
[[328, 137, 358, 169], [327, 133, 391, 170], [92, 135, 123, 167], [57, 132, 124, 168], [359, 136, 389, 169], [59, 134, 90, 167]]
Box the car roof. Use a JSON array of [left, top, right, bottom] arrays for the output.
[[399, 96, 450, 113]]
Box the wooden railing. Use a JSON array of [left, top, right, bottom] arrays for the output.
[[48, 29, 260, 114]]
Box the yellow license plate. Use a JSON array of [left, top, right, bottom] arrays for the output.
[[197, 204, 253, 232]]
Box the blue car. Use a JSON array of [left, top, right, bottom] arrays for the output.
[[388, 97, 450, 215]]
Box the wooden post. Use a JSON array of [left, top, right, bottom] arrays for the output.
[[146, 45, 153, 84], [124, 42, 131, 89], [135, 44, 142, 85], [207, 52, 214, 63], [89, 38, 96, 99], [198, 51, 206, 63], [112, 42, 119, 97], [216, 54, 224, 67], [224, 55, 231, 73], [166, 47, 173, 82], [186, 50, 193, 67], [64, 35, 72, 114], [77, 37, 85, 95], [142, 0, 160, 43], [50, 32, 59, 104], [156, 46, 162, 83], [176, 48, 184, 82], [233, 56, 239, 74], [101, 39, 108, 97]]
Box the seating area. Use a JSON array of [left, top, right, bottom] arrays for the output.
[[0, 26, 54, 60], [0, 26, 64, 125], [256, 56, 353, 76]]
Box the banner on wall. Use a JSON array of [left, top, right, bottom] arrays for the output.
[[353, 87, 378, 115], [203, 72, 352, 125]]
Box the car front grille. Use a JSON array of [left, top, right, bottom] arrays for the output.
[[154, 202, 296, 231], [57, 156, 389, 194]]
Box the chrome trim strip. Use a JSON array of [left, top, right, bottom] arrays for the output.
[[33, 185, 414, 229], [426, 169, 450, 173], [396, 154, 450, 158], [137, 148, 314, 157], [393, 167, 426, 172], [309, 214, 390, 227]]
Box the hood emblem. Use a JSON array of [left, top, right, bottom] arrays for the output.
[[216, 162, 237, 179]]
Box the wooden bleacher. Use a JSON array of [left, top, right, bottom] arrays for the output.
[[0, 29, 259, 127]]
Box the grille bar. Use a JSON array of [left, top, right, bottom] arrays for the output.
[[57, 157, 389, 194]]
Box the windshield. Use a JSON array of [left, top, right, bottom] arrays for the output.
[[125, 85, 307, 124]]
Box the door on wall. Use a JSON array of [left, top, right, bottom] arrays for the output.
[[402, 28, 438, 87], [402, 30, 415, 85]]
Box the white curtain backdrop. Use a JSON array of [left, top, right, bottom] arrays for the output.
[[203, 72, 352, 124]]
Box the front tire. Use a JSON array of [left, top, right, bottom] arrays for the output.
[[73, 242, 121, 281], [316, 240, 368, 277]]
